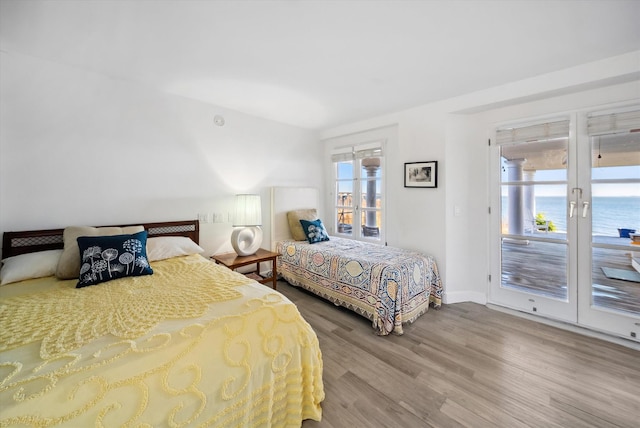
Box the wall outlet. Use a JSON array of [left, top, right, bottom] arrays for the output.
[[198, 213, 216, 223]]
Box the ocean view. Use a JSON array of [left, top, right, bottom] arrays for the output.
[[502, 196, 640, 236]]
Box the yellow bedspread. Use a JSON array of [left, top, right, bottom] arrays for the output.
[[0, 254, 323, 427]]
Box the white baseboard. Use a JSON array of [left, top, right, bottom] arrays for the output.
[[443, 295, 640, 350], [486, 303, 640, 351], [443, 291, 487, 305]]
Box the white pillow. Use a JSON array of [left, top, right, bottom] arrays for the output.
[[146, 236, 204, 262], [1, 249, 63, 285]]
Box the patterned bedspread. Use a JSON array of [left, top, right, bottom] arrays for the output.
[[276, 237, 442, 335], [0, 254, 323, 427]]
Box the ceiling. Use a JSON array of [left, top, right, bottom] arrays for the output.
[[501, 132, 640, 171], [1, 0, 639, 130]]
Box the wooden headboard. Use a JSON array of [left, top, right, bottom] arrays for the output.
[[2, 220, 199, 260]]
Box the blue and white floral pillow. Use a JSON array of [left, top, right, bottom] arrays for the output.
[[299, 219, 330, 244], [76, 231, 153, 288]]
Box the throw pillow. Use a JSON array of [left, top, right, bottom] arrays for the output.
[[76, 231, 152, 288], [287, 209, 318, 241], [299, 219, 330, 244], [56, 225, 144, 279]]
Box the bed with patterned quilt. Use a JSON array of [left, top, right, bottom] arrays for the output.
[[271, 187, 443, 336], [0, 220, 323, 427]]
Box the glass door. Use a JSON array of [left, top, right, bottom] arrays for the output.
[[489, 118, 578, 323], [577, 109, 640, 341], [490, 108, 640, 343]]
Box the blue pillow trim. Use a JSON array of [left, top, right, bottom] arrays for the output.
[[76, 230, 153, 288], [299, 219, 330, 244]]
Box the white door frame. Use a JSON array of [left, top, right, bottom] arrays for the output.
[[575, 108, 640, 342], [489, 105, 640, 343], [488, 113, 578, 324]]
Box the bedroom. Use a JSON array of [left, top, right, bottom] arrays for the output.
[[1, 0, 639, 426]]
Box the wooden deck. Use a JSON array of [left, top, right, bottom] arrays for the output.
[[501, 236, 640, 315]]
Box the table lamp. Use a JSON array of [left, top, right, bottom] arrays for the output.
[[231, 194, 263, 256]]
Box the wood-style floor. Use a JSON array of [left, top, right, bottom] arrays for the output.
[[275, 280, 640, 428]]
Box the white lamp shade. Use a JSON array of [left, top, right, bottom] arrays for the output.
[[233, 194, 262, 227]]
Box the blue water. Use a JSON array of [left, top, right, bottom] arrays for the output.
[[502, 196, 640, 236]]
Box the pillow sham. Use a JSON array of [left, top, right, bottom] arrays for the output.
[[76, 231, 152, 288], [146, 236, 204, 261], [56, 225, 144, 279], [0, 249, 63, 286], [299, 219, 330, 244], [287, 209, 318, 241]]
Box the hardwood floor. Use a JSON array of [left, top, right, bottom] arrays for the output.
[[276, 280, 640, 428]]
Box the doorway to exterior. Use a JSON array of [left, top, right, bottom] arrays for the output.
[[489, 107, 640, 343]]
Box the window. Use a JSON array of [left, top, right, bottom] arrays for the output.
[[331, 142, 384, 242]]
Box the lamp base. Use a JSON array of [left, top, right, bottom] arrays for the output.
[[231, 226, 263, 256]]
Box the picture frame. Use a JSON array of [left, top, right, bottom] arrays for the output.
[[404, 161, 438, 188]]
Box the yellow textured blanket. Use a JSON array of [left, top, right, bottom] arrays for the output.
[[0, 254, 323, 427]]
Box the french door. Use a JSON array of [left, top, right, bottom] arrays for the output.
[[490, 107, 640, 342], [578, 108, 640, 340]]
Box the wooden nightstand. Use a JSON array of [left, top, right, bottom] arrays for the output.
[[211, 249, 280, 289]]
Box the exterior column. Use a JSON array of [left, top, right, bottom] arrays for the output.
[[505, 159, 525, 235], [361, 158, 380, 237], [523, 169, 536, 231]]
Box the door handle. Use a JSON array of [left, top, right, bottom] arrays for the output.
[[569, 201, 576, 218], [582, 201, 590, 218]]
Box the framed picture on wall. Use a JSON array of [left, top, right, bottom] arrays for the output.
[[404, 161, 438, 188]]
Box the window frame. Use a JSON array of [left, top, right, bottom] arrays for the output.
[[330, 140, 385, 243]]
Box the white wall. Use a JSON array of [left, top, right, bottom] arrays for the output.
[[321, 51, 640, 305], [444, 113, 488, 304], [0, 51, 322, 256]]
